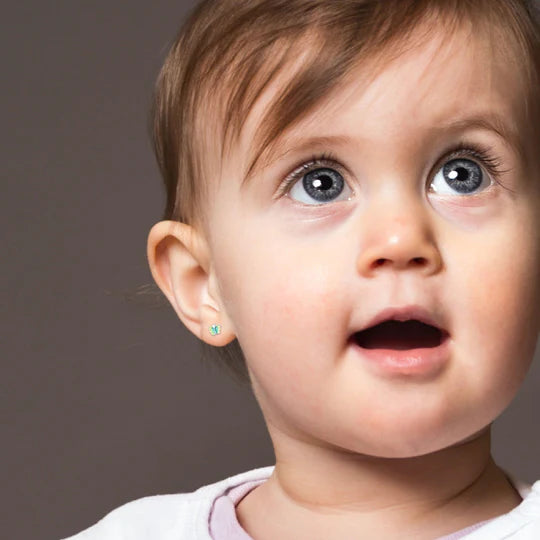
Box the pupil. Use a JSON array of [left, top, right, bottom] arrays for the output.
[[454, 167, 468, 181], [314, 175, 332, 190]]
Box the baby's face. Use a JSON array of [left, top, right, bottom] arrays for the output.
[[206, 26, 540, 457]]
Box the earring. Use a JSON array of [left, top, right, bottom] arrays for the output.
[[209, 324, 222, 336]]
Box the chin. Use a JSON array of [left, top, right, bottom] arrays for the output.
[[342, 422, 488, 459]]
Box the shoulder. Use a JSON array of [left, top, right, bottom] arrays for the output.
[[61, 492, 203, 540], [466, 477, 540, 539], [61, 465, 274, 540], [506, 479, 540, 538]]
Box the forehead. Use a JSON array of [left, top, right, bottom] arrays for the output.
[[317, 29, 523, 144], [226, 22, 528, 188]]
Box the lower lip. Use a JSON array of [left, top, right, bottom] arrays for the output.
[[350, 333, 451, 376]]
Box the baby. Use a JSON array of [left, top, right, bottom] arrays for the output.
[[64, 0, 540, 538]]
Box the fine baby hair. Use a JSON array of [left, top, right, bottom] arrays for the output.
[[65, 0, 540, 538]]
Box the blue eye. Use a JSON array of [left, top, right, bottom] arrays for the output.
[[277, 152, 352, 206], [431, 158, 485, 195], [287, 166, 352, 205], [278, 144, 510, 206]]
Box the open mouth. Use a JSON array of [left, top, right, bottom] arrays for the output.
[[352, 320, 448, 350]]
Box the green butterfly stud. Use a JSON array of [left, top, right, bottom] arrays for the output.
[[209, 324, 222, 336]]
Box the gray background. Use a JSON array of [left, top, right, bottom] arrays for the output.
[[3, 1, 539, 539]]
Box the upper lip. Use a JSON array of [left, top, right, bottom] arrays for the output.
[[355, 304, 449, 334]]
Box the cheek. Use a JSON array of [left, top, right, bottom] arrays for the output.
[[239, 249, 340, 366], [218, 239, 348, 414], [449, 210, 540, 402]]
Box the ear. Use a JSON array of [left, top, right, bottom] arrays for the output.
[[146, 220, 235, 346]]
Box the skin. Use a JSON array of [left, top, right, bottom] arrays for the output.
[[147, 21, 540, 540]]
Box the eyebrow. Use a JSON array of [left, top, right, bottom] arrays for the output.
[[240, 113, 525, 189], [241, 135, 351, 190]]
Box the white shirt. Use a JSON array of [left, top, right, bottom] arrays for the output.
[[62, 465, 540, 539]]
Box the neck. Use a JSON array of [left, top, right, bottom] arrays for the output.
[[237, 425, 522, 539], [273, 426, 495, 511]]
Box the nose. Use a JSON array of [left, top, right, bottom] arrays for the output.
[[357, 205, 442, 277]]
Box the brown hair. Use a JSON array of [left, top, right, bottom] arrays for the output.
[[146, 0, 540, 387]]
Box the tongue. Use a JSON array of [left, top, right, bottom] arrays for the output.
[[355, 320, 441, 350]]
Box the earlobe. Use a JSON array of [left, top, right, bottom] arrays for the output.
[[146, 220, 235, 346], [199, 271, 236, 345]]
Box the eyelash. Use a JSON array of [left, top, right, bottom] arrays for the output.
[[276, 142, 512, 199]]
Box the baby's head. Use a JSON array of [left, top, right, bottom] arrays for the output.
[[147, 0, 540, 458]]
